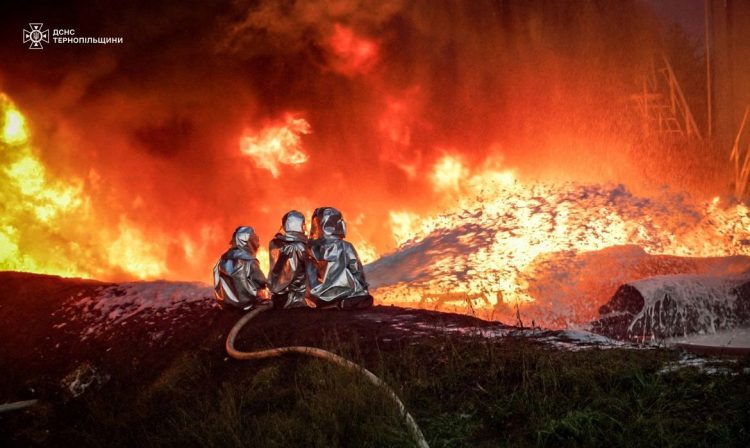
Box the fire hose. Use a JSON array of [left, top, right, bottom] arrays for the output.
[[225, 304, 430, 448], [0, 399, 38, 413]]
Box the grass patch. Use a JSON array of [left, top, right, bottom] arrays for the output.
[[3, 335, 749, 447]]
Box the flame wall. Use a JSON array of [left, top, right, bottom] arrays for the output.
[[0, 1, 727, 282]]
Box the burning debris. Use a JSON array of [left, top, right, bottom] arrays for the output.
[[368, 182, 750, 328], [6, 82, 750, 342]]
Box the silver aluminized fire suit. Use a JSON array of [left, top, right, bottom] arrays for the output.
[[306, 207, 372, 309], [213, 226, 268, 310], [268, 210, 310, 309]]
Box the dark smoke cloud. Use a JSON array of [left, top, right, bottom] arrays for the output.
[[220, 0, 403, 55]]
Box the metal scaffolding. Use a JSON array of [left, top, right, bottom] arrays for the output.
[[631, 56, 702, 140]]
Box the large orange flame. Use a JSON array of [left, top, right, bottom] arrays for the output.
[[240, 115, 311, 178], [1, 95, 89, 277], [4, 92, 749, 311]]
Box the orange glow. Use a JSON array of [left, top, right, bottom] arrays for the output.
[[0, 96, 215, 281], [379, 96, 412, 147], [257, 246, 270, 275], [1, 96, 90, 278], [431, 155, 468, 191], [107, 218, 167, 279], [1, 1, 747, 329], [377, 90, 423, 177], [2, 105, 27, 145], [389, 211, 421, 246], [329, 24, 378, 76], [240, 115, 311, 178], [5, 89, 750, 329]]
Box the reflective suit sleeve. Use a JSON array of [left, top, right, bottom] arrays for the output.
[[306, 245, 321, 290], [249, 258, 268, 289], [345, 242, 368, 288]]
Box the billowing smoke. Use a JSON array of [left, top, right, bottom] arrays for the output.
[[0, 1, 720, 282]]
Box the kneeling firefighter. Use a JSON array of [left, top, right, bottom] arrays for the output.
[[268, 210, 310, 309], [306, 207, 373, 309], [213, 226, 269, 310]]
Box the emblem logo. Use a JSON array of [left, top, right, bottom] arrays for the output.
[[23, 23, 49, 49]]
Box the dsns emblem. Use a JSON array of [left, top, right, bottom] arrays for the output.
[[23, 23, 49, 49]]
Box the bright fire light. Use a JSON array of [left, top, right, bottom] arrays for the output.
[[431, 155, 468, 191], [0, 96, 90, 278], [240, 115, 311, 178], [374, 176, 750, 326], [2, 105, 27, 145], [389, 211, 421, 246], [0, 95, 180, 281], [107, 219, 167, 279]]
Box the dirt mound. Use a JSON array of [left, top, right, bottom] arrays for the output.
[[0, 272, 512, 402], [0, 272, 228, 402]]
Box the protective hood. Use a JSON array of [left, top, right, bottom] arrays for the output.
[[309, 207, 346, 240], [274, 210, 307, 243], [306, 206, 369, 305], [230, 226, 260, 256], [268, 210, 309, 308], [214, 225, 267, 310]]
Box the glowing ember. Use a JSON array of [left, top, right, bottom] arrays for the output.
[[240, 115, 311, 178]]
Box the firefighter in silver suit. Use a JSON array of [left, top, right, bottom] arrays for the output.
[[268, 210, 310, 309], [213, 226, 269, 310], [306, 207, 373, 309]]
